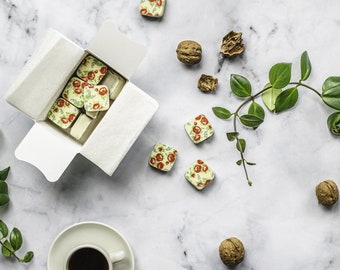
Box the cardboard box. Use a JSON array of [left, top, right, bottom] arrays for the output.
[[5, 21, 159, 182]]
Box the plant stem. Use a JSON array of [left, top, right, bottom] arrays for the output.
[[232, 83, 321, 185], [0, 240, 22, 262]]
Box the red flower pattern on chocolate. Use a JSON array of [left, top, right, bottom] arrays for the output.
[[193, 126, 201, 134], [167, 154, 175, 162], [156, 0, 162, 6], [99, 87, 108, 96], [61, 117, 68, 124], [157, 162, 164, 170], [57, 99, 65, 107], [87, 71, 95, 80], [156, 153, 163, 161], [73, 80, 81, 87], [100, 67, 107, 74], [93, 103, 100, 110], [68, 114, 75, 122]]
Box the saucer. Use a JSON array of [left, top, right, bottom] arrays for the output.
[[47, 221, 134, 270]]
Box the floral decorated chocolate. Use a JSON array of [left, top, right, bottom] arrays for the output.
[[84, 85, 110, 112], [184, 114, 214, 144], [149, 143, 177, 171], [61, 77, 87, 108], [48, 98, 80, 129], [140, 0, 166, 18], [185, 160, 215, 190], [76, 55, 108, 85]]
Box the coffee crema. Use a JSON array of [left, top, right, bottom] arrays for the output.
[[67, 247, 109, 270]]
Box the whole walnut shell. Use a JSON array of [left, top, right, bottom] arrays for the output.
[[315, 180, 339, 206], [176, 40, 202, 65], [219, 237, 245, 266]]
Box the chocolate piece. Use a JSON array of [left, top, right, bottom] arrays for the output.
[[176, 40, 202, 65], [184, 114, 214, 144], [61, 77, 87, 108], [219, 237, 245, 266], [70, 114, 93, 140], [140, 0, 166, 18], [197, 74, 218, 92], [48, 98, 79, 129], [149, 143, 177, 171], [101, 70, 126, 100], [185, 160, 215, 190], [84, 85, 110, 112], [76, 55, 108, 85], [85, 110, 99, 119], [315, 180, 339, 206]]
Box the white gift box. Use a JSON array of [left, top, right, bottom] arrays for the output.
[[5, 21, 159, 182]]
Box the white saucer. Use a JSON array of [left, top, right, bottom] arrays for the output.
[[47, 221, 134, 270]]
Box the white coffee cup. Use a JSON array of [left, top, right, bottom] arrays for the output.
[[64, 244, 125, 270]]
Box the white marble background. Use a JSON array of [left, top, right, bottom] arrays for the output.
[[1, 0, 340, 269]]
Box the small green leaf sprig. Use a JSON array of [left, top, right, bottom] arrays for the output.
[[212, 51, 340, 186], [0, 167, 10, 206], [0, 220, 34, 263], [0, 167, 34, 263]]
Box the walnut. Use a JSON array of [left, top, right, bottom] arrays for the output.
[[219, 237, 245, 266], [176, 40, 202, 65], [197, 74, 218, 92], [220, 31, 244, 57], [315, 180, 339, 206]]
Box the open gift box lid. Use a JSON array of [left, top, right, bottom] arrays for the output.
[[5, 21, 159, 182]]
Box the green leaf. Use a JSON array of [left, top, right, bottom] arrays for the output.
[[275, 87, 299, 113], [269, 63, 292, 89], [236, 139, 246, 153], [1, 240, 14, 257], [0, 220, 9, 238], [322, 76, 340, 110], [0, 167, 10, 181], [0, 181, 8, 194], [212, 107, 232, 119], [0, 194, 9, 206], [23, 251, 34, 263], [262, 83, 282, 111], [327, 112, 340, 136], [246, 161, 256, 166], [236, 160, 243, 166], [10, 228, 23, 251], [230, 74, 252, 97], [226, 132, 239, 141], [300, 51, 311, 81], [239, 114, 264, 128], [248, 101, 265, 120]]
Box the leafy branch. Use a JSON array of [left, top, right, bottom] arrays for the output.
[[0, 220, 34, 263], [0, 167, 34, 263], [212, 51, 340, 186]]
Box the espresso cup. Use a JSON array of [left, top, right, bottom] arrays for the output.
[[65, 244, 125, 270]]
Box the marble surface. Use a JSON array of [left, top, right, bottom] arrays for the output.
[[1, 0, 340, 269]]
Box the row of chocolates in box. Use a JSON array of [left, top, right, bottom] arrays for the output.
[[47, 55, 126, 142]]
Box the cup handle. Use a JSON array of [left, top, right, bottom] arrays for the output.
[[109, 250, 125, 263]]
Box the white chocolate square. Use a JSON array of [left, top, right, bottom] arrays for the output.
[[70, 114, 93, 140], [101, 70, 126, 100]]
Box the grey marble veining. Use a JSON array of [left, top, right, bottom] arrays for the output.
[[1, 0, 340, 269]]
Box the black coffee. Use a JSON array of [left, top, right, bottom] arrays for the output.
[[67, 247, 109, 270]]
